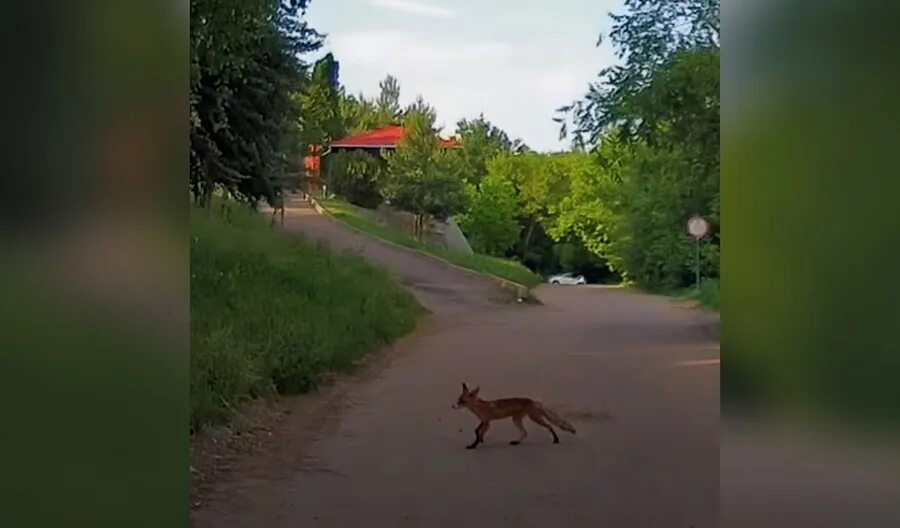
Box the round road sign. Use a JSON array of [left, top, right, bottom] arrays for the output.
[[687, 216, 709, 239]]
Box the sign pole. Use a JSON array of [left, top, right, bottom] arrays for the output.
[[686, 215, 709, 292], [695, 236, 700, 291]]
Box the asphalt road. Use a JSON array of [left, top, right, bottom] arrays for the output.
[[192, 197, 720, 527]]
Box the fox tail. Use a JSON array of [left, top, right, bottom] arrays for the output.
[[539, 404, 576, 434]]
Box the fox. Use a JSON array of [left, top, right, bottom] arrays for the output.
[[452, 383, 576, 449], [269, 193, 285, 227]]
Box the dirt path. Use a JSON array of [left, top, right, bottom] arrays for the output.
[[191, 197, 720, 527]]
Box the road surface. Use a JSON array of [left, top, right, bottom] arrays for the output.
[[192, 197, 720, 527]]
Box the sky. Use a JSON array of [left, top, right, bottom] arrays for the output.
[[303, 0, 622, 152]]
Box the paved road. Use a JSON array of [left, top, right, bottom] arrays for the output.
[[192, 198, 720, 527]]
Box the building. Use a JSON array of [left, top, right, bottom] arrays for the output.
[[302, 124, 461, 197], [328, 123, 460, 153]]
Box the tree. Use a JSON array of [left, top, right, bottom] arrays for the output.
[[339, 91, 380, 133], [337, 74, 405, 134], [550, 0, 720, 290], [457, 176, 521, 255], [482, 152, 572, 260], [403, 95, 437, 124], [557, 0, 719, 146], [190, 0, 323, 207], [454, 114, 513, 186], [296, 53, 345, 153], [604, 142, 718, 290], [383, 109, 466, 239], [376, 74, 402, 124]]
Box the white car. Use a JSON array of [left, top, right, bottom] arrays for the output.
[[548, 272, 586, 285]]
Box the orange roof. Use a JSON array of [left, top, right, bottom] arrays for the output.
[[330, 124, 460, 149]]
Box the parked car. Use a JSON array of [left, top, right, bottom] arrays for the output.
[[548, 272, 587, 285]]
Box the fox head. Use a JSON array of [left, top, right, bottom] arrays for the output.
[[452, 382, 480, 409]]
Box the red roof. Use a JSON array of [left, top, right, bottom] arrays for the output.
[[329, 124, 460, 149]]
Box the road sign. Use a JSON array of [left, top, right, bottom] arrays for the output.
[[687, 216, 709, 239]]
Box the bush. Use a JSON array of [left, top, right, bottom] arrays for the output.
[[681, 278, 719, 310], [190, 200, 423, 427], [457, 177, 521, 256], [322, 151, 385, 208]]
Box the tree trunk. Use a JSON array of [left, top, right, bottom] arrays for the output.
[[521, 219, 536, 259]]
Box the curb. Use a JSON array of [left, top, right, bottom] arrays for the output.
[[308, 196, 539, 304]]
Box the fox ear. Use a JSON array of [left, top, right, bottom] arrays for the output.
[[461, 382, 468, 392], [470, 386, 480, 397]]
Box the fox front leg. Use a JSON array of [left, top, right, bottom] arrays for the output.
[[466, 422, 489, 449]]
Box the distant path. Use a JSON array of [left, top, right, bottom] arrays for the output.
[[279, 196, 511, 314], [192, 196, 720, 527]]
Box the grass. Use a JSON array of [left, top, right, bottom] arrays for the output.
[[678, 278, 720, 310], [190, 200, 424, 428], [320, 199, 543, 288]]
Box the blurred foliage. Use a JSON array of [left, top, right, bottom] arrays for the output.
[[723, 0, 900, 423]]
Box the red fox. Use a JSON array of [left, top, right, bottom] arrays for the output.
[[452, 383, 576, 449]]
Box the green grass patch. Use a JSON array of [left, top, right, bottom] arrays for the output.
[[320, 199, 543, 288], [678, 278, 720, 310], [190, 200, 424, 428]]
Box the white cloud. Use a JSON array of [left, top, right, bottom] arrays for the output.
[[370, 0, 456, 19], [325, 30, 608, 151], [329, 30, 511, 74]]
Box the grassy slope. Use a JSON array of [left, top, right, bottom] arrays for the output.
[[320, 199, 543, 288], [190, 201, 424, 427]]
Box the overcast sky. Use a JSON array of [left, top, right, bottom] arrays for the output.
[[304, 0, 622, 152]]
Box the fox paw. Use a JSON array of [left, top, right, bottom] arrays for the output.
[[509, 441, 520, 445]]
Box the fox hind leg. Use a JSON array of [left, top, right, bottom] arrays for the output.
[[527, 410, 560, 444], [510, 414, 528, 445]]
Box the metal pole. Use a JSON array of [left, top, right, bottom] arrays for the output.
[[695, 237, 701, 291]]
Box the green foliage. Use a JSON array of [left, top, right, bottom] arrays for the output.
[[403, 94, 437, 124], [322, 199, 542, 288], [190, 0, 323, 206], [322, 151, 385, 208], [339, 92, 382, 134], [454, 114, 514, 185], [549, 134, 718, 291], [477, 151, 577, 267], [295, 52, 345, 151], [558, 0, 719, 146], [338, 74, 404, 134], [605, 144, 705, 290], [376, 74, 402, 123], [553, 242, 600, 273], [680, 278, 719, 310], [190, 200, 423, 427], [550, 1, 719, 291], [548, 143, 621, 258], [457, 177, 521, 255], [383, 109, 467, 224]]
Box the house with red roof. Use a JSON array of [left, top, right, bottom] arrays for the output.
[[328, 123, 460, 152], [302, 124, 460, 196]]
